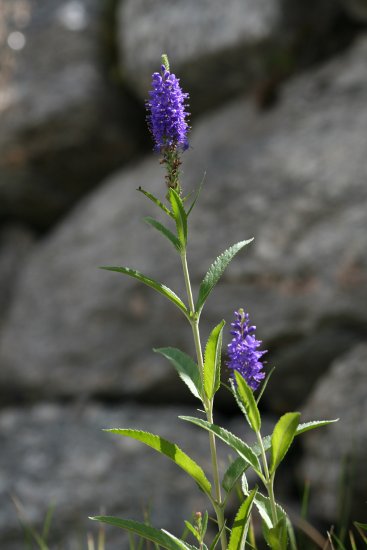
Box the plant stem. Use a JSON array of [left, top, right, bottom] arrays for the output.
[[180, 251, 227, 550], [256, 431, 278, 526]]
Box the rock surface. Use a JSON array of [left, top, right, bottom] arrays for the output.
[[0, 403, 262, 549], [300, 344, 367, 521], [0, 0, 146, 229], [118, 0, 281, 112], [1, 36, 367, 410]]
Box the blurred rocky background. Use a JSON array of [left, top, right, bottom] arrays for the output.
[[0, 0, 367, 548]]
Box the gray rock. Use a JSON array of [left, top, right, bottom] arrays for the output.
[[299, 344, 367, 521], [118, 0, 281, 111], [0, 0, 146, 229], [0, 403, 262, 549], [0, 225, 34, 326], [1, 36, 367, 409], [117, 0, 341, 115]]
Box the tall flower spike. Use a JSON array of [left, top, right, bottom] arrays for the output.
[[227, 309, 266, 390], [146, 55, 190, 191]]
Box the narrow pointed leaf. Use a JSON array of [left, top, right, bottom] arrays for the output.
[[263, 517, 288, 550], [254, 492, 287, 529], [138, 187, 174, 218], [169, 188, 187, 247], [144, 217, 181, 251], [228, 488, 257, 550], [162, 530, 200, 550], [100, 267, 188, 318], [180, 416, 262, 476], [222, 436, 271, 494], [90, 517, 189, 550], [187, 172, 206, 216], [203, 320, 225, 400], [105, 429, 211, 495], [270, 412, 300, 474], [234, 371, 261, 432], [296, 419, 338, 436], [154, 347, 202, 400], [196, 239, 253, 313]]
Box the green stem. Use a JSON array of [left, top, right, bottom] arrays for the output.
[[256, 431, 278, 525], [256, 429, 282, 550], [180, 251, 227, 550]]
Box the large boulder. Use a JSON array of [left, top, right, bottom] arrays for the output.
[[0, 403, 261, 549], [299, 344, 367, 521], [0, 0, 147, 230], [117, 0, 341, 115], [0, 36, 367, 409]]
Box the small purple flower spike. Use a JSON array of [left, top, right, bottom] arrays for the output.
[[227, 309, 267, 390], [146, 62, 190, 153]]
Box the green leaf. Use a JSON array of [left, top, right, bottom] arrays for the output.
[[196, 239, 253, 313], [263, 517, 288, 550], [296, 419, 339, 436], [179, 416, 262, 476], [270, 412, 300, 474], [183, 521, 201, 543], [100, 266, 188, 318], [154, 347, 202, 400], [203, 320, 225, 400], [228, 488, 257, 550], [253, 492, 287, 529], [187, 172, 206, 217], [90, 517, 190, 550], [169, 188, 187, 248], [138, 187, 174, 219], [144, 217, 181, 251], [256, 366, 276, 405], [222, 436, 271, 494], [234, 371, 261, 433], [105, 429, 211, 495]]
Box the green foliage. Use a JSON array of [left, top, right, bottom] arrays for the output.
[[295, 419, 339, 436], [203, 320, 225, 400], [144, 216, 181, 251], [186, 173, 206, 217], [169, 188, 188, 249], [228, 488, 257, 550], [138, 187, 174, 218], [154, 347, 202, 399], [99, 266, 189, 318], [270, 412, 300, 474], [105, 428, 212, 495], [180, 416, 262, 477], [222, 436, 272, 494], [90, 517, 192, 550], [195, 239, 253, 314], [234, 371, 261, 433]]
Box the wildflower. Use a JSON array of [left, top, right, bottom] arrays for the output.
[[227, 308, 266, 390], [146, 63, 190, 153]]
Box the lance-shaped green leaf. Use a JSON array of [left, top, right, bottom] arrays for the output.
[[195, 239, 253, 314], [253, 492, 288, 529], [138, 187, 174, 219], [90, 517, 191, 550], [234, 371, 261, 433], [263, 517, 288, 550], [228, 487, 257, 550], [187, 172, 206, 217], [169, 188, 187, 248], [222, 436, 271, 494], [105, 429, 211, 496], [270, 412, 300, 474], [154, 347, 202, 400], [296, 419, 338, 436], [100, 267, 188, 318], [180, 416, 262, 476], [203, 320, 225, 400], [144, 217, 181, 251]]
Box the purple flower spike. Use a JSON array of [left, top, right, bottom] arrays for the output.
[[227, 309, 267, 390], [146, 63, 190, 153]]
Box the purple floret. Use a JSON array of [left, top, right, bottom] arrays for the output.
[[227, 309, 266, 390], [146, 64, 190, 152]]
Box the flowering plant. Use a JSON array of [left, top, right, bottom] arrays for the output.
[[90, 55, 337, 549]]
